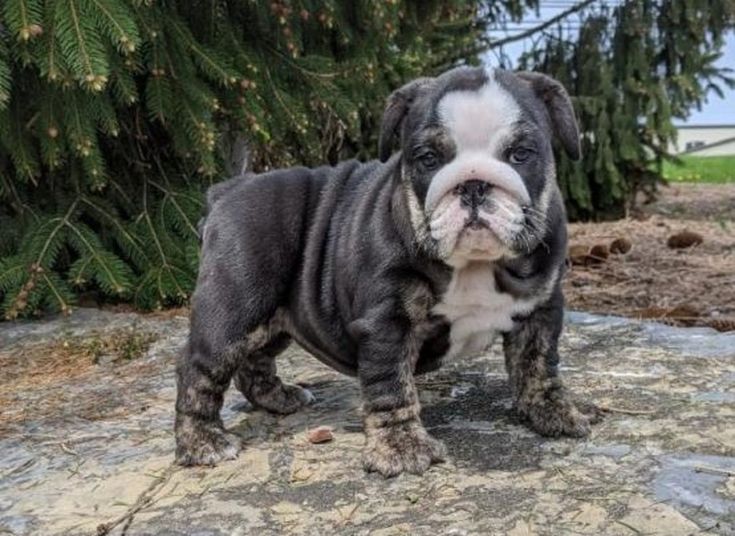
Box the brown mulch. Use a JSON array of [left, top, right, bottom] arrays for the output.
[[564, 183, 735, 332], [0, 328, 159, 435]]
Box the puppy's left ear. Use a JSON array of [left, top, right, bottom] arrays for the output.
[[516, 72, 581, 161], [378, 77, 433, 162]]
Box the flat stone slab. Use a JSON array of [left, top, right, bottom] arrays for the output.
[[0, 309, 734, 535]]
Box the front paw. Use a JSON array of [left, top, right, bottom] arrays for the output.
[[363, 422, 446, 477], [518, 385, 598, 438], [175, 415, 241, 466]]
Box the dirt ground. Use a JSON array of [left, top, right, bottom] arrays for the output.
[[565, 183, 735, 332]]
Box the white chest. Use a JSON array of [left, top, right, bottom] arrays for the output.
[[432, 262, 536, 359]]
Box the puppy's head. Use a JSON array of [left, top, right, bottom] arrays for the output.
[[379, 67, 580, 265]]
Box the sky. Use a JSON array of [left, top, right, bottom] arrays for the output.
[[485, 6, 735, 127], [685, 32, 735, 125]]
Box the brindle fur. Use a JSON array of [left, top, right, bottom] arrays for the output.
[[175, 66, 596, 476]]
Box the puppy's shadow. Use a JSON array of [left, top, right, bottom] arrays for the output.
[[227, 372, 542, 472], [227, 376, 361, 439], [420, 374, 543, 472]]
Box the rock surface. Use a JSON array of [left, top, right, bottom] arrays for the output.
[[0, 308, 734, 535]]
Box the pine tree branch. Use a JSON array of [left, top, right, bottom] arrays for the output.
[[0, 261, 24, 291], [168, 18, 232, 85], [65, 221, 126, 293], [141, 180, 186, 299], [142, 181, 167, 268], [3, 0, 42, 40], [67, 0, 95, 79], [35, 199, 78, 267], [70, 255, 94, 284], [0, 46, 10, 107], [86, 0, 138, 50], [264, 64, 299, 128], [45, 5, 62, 81], [149, 177, 199, 239], [434, 0, 596, 69], [41, 272, 73, 313], [19, 0, 30, 30], [80, 196, 150, 265], [487, 0, 596, 50]]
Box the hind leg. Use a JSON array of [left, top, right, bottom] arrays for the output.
[[175, 332, 241, 466], [175, 289, 274, 466], [234, 333, 314, 414]]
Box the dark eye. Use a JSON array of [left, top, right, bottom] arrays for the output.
[[418, 151, 439, 170], [509, 147, 534, 165]]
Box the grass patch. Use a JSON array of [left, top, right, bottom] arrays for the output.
[[80, 327, 159, 364], [662, 155, 735, 183]]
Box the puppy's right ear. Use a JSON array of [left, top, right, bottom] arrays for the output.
[[378, 77, 433, 162]]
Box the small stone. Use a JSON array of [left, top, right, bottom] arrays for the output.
[[307, 426, 333, 444]]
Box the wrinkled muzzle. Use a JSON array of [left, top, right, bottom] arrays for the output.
[[426, 154, 531, 261]]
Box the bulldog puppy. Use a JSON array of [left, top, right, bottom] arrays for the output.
[[175, 66, 597, 477]]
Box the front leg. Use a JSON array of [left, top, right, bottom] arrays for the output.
[[503, 289, 597, 437], [355, 315, 446, 477]]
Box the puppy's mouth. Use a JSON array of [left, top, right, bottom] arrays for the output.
[[428, 178, 526, 260], [454, 179, 494, 229]]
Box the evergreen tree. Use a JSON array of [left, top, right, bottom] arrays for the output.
[[518, 0, 734, 220], [1, 1, 732, 318], [0, 0, 535, 318]]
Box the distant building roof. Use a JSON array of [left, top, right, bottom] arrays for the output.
[[682, 135, 735, 155], [674, 124, 735, 129]]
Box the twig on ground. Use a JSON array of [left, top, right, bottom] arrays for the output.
[[693, 465, 735, 477], [616, 520, 643, 534], [339, 503, 360, 525], [96, 465, 178, 536], [0, 458, 35, 481], [597, 405, 656, 415]]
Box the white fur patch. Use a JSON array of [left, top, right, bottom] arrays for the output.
[[402, 169, 431, 243], [428, 69, 529, 206], [433, 262, 547, 360], [427, 71, 561, 358], [439, 69, 522, 154], [537, 161, 557, 217], [426, 69, 531, 259]]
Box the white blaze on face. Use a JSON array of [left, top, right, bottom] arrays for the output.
[[427, 69, 531, 262], [439, 70, 522, 157]]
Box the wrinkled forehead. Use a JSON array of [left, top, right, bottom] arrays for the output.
[[407, 67, 544, 149], [438, 69, 522, 151]]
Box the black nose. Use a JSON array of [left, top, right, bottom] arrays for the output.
[[456, 180, 491, 208]]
